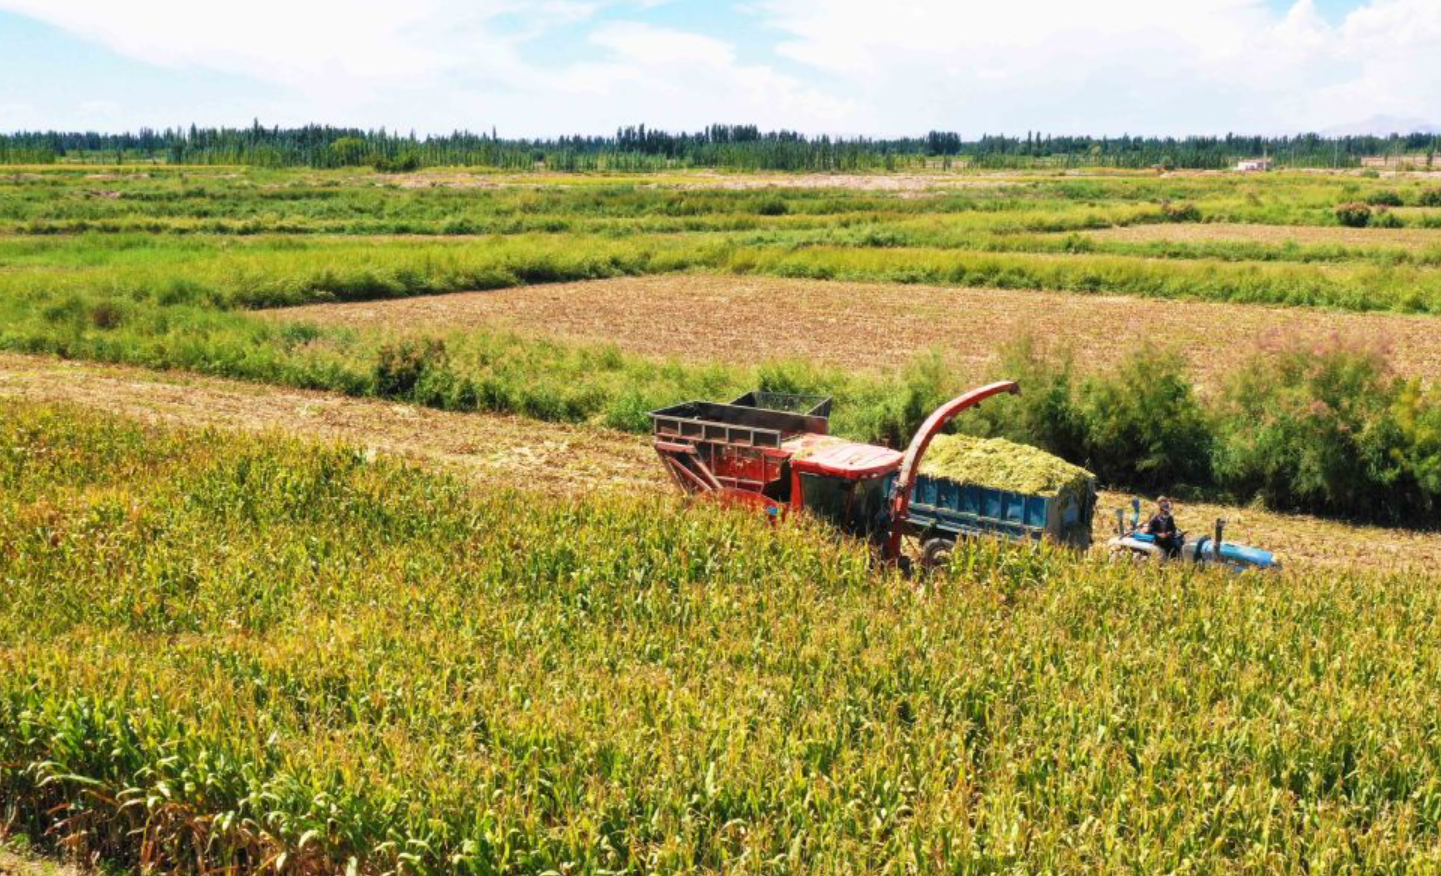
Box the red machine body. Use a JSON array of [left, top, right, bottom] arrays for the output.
[[649, 383, 1018, 559], [786, 434, 903, 480]]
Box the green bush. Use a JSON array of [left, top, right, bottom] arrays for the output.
[[1212, 336, 1417, 518], [374, 337, 448, 397], [1160, 200, 1201, 222], [840, 352, 953, 449], [1074, 349, 1213, 490], [1394, 381, 1441, 499], [89, 300, 125, 330], [1419, 187, 1441, 207], [327, 136, 368, 166], [1335, 201, 1372, 228], [373, 151, 422, 173], [963, 335, 1087, 462], [964, 340, 1211, 492], [1372, 209, 1404, 228], [754, 198, 789, 216], [1369, 189, 1404, 207]]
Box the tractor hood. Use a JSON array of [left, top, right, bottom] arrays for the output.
[[1127, 532, 1280, 571], [1216, 541, 1279, 570]]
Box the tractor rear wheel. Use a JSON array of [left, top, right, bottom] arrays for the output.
[[920, 538, 956, 574]]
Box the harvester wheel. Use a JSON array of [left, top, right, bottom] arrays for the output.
[[920, 538, 956, 574]]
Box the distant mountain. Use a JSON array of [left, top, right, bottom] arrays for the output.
[[1320, 115, 1441, 137]]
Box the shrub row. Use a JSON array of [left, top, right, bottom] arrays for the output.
[[967, 335, 1441, 520], [7, 268, 1438, 523], [362, 329, 1441, 522]]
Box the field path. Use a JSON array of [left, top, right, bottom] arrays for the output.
[[3, 352, 1438, 573], [268, 275, 1441, 384], [1084, 222, 1441, 249]]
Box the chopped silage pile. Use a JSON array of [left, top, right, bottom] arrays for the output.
[[920, 434, 1094, 497]]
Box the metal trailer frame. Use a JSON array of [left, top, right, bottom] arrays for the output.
[[648, 393, 832, 509]]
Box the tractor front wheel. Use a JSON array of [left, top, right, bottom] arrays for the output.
[[1109, 546, 1160, 566]]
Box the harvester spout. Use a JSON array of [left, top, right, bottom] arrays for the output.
[[883, 380, 1020, 561]]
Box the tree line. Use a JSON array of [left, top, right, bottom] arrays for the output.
[[2, 121, 1437, 171]]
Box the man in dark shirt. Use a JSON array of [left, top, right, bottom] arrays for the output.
[[1145, 496, 1181, 558]]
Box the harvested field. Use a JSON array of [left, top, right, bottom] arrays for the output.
[[663, 172, 1021, 191], [0, 354, 660, 495], [1085, 221, 1441, 249], [371, 171, 1023, 192], [4, 352, 1438, 572], [270, 274, 1441, 386]]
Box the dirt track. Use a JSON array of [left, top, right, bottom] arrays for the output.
[[375, 171, 1022, 192], [269, 275, 1441, 385], [5, 352, 1441, 572], [1085, 222, 1441, 249]]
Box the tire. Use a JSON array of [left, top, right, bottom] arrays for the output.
[[1110, 546, 1159, 565], [920, 537, 956, 574]]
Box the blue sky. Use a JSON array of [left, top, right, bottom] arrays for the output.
[[1, 0, 1437, 137]]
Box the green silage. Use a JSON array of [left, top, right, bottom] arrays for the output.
[[920, 433, 1094, 497]]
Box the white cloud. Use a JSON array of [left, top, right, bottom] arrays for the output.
[[2, 1, 441, 81], [0, 0, 856, 133], [1, 0, 1438, 134], [590, 22, 735, 68], [757, 0, 1441, 134], [77, 99, 121, 119], [535, 22, 854, 128], [0, 0, 541, 116]]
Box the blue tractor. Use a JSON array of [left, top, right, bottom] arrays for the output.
[[1106, 498, 1280, 572]]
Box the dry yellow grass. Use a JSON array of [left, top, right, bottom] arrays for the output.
[[369, 170, 1029, 192], [4, 352, 1438, 573], [1084, 221, 1441, 249], [269, 274, 1441, 386]]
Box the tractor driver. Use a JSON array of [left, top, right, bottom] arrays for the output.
[[1145, 496, 1181, 558]]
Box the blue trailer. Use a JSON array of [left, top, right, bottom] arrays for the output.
[[903, 473, 1097, 569]]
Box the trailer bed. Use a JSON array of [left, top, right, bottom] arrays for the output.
[[906, 473, 1095, 549]]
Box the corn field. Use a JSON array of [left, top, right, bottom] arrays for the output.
[[4, 400, 1441, 874]]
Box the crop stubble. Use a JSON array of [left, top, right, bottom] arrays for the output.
[[1083, 221, 1441, 249], [270, 274, 1441, 385], [0, 354, 660, 495]]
